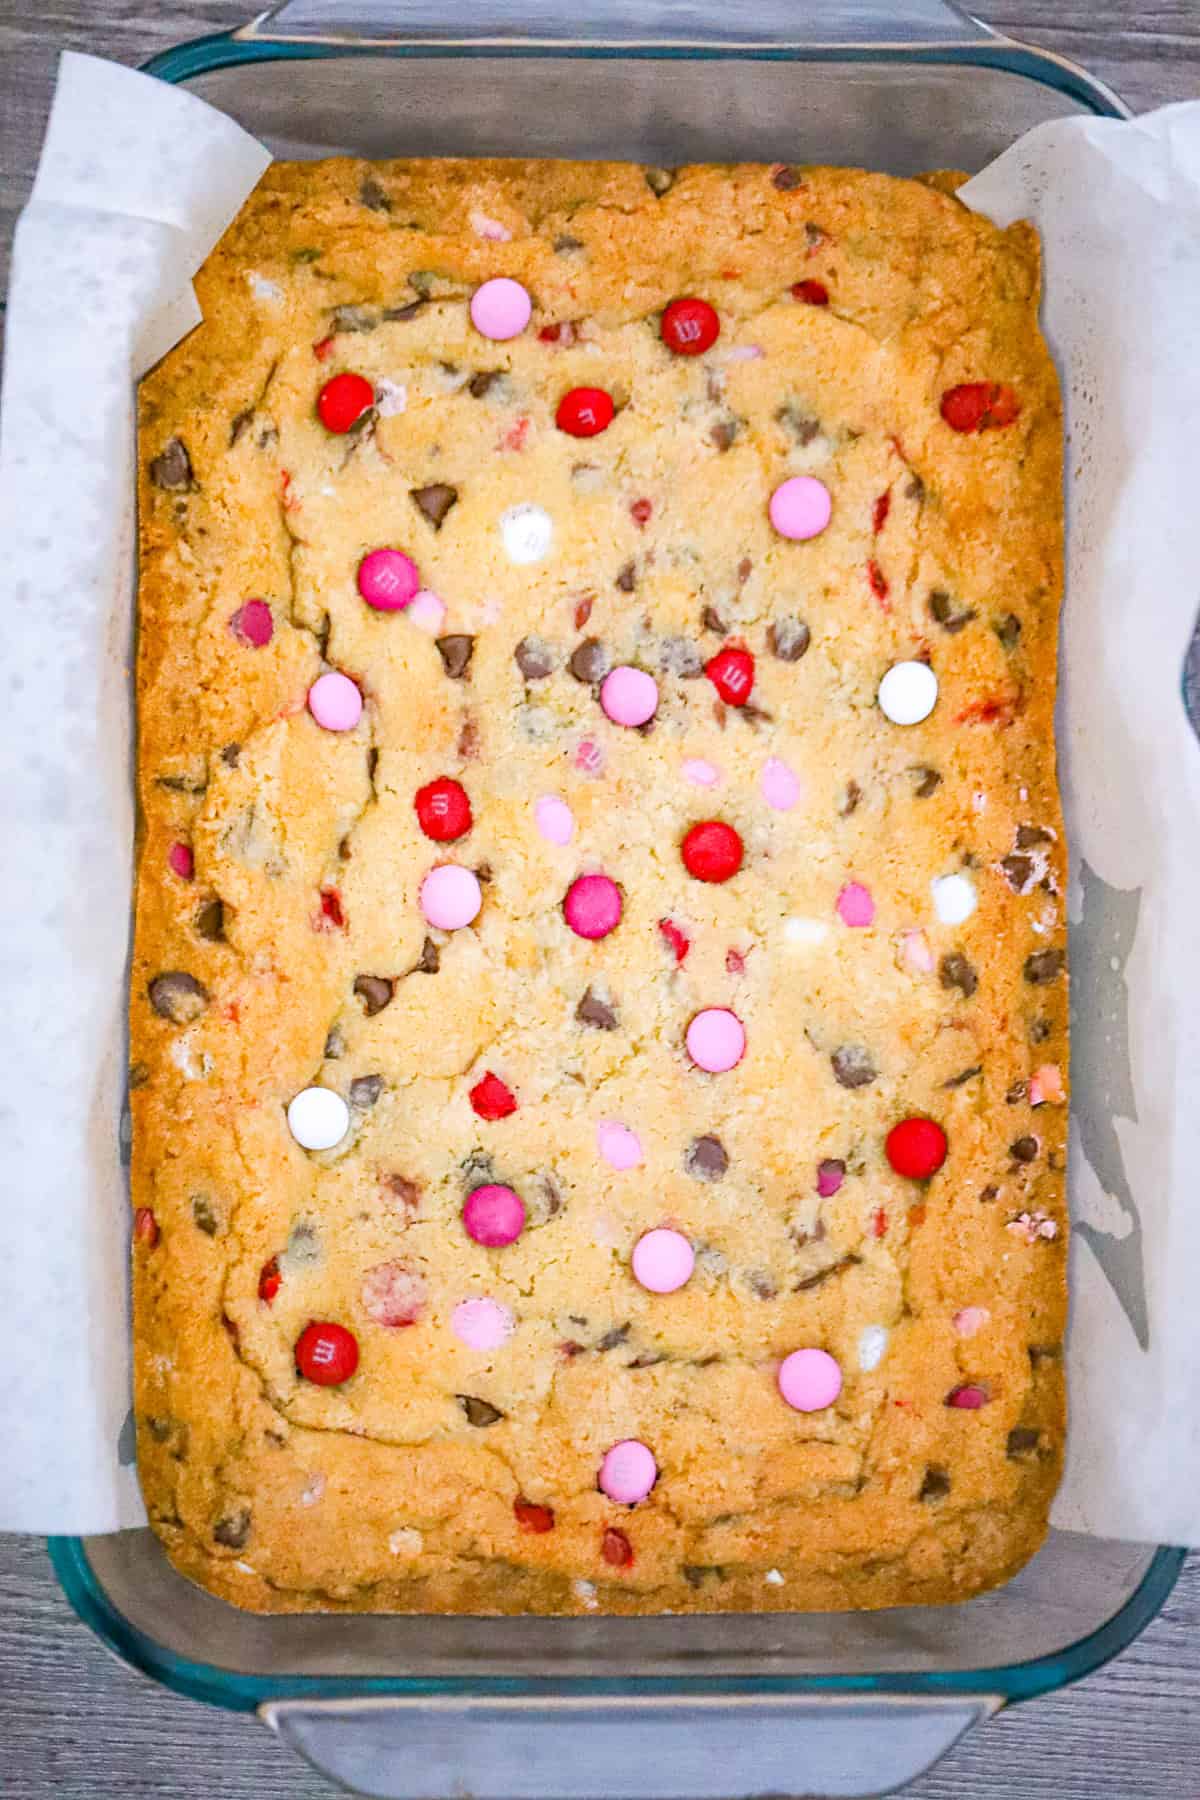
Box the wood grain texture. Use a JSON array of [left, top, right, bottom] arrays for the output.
[[0, 3, 1197, 1795]]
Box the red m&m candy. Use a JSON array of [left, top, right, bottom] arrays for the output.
[[940, 382, 1020, 434], [414, 777, 472, 842], [556, 387, 615, 437], [258, 1257, 282, 1303], [885, 1116, 948, 1180], [317, 372, 375, 434], [295, 1320, 359, 1385], [470, 1071, 517, 1120], [705, 644, 755, 706], [681, 820, 743, 883], [661, 297, 720, 356]]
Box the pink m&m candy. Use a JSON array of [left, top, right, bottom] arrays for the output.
[[836, 881, 875, 928], [600, 666, 659, 727], [470, 277, 532, 341], [420, 864, 482, 930], [462, 1184, 526, 1247], [358, 547, 419, 611], [599, 1439, 658, 1505], [597, 1121, 643, 1170], [452, 1297, 515, 1350], [563, 873, 622, 939], [535, 795, 575, 845], [778, 1347, 843, 1413], [230, 598, 274, 647], [686, 1008, 745, 1073], [632, 1228, 694, 1294], [308, 671, 363, 732], [769, 476, 832, 541]]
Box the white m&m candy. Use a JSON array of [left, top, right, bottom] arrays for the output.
[[878, 660, 938, 725], [287, 1086, 350, 1151], [500, 503, 553, 565], [931, 872, 977, 925]]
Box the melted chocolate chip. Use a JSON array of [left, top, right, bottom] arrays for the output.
[[436, 634, 474, 678], [568, 637, 611, 684], [682, 1564, 725, 1588], [615, 560, 637, 593], [644, 166, 676, 196], [831, 1045, 877, 1089], [1011, 1135, 1039, 1163], [286, 1220, 321, 1265], [944, 1065, 982, 1088], [324, 1026, 345, 1060], [128, 1063, 149, 1090], [576, 986, 618, 1030], [213, 1507, 251, 1549], [839, 780, 862, 818], [1016, 824, 1053, 849], [458, 1395, 504, 1427], [772, 165, 802, 191], [457, 717, 480, 760], [468, 369, 501, 398], [514, 635, 556, 680], [939, 953, 978, 998], [709, 417, 739, 453], [659, 637, 704, 678], [1006, 1426, 1042, 1459], [906, 473, 926, 502], [596, 1324, 631, 1352], [910, 765, 942, 799], [331, 304, 377, 333], [194, 897, 226, 943], [229, 410, 253, 447], [383, 299, 426, 322], [191, 1195, 219, 1236], [701, 605, 728, 636], [1029, 1017, 1053, 1044], [1002, 854, 1035, 893], [918, 1467, 951, 1502], [554, 234, 584, 254], [350, 1074, 384, 1109], [410, 483, 459, 530], [354, 974, 394, 1016], [775, 403, 820, 446], [414, 937, 441, 974], [1024, 948, 1065, 985], [748, 1270, 778, 1300], [1007, 1079, 1030, 1104], [360, 174, 392, 212], [928, 590, 977, 634], [148, 972, 209, 1024], [795, 1255, 860, 1292], [220, 742, 241, 767], [768, 617, 810, 661], [685, 1135, 728, 1181], [995, 613, 1022, 650], [149, 438, 193, 491]]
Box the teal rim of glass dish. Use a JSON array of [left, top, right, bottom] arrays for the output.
[[141, 32, 1127, 122], [48, 1536, 1184, 1714]]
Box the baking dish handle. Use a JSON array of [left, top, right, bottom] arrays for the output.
[[262, 1693, 998, 1799], [239, 0, 994, 49]]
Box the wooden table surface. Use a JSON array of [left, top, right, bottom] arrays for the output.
[[1, 3, 1197, 1795]]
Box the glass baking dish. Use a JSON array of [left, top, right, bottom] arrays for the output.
[[50, 5, 1183, 1796]]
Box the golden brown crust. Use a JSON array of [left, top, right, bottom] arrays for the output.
[[132, 157, 1066, 1615]]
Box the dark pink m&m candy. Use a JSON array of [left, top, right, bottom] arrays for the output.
[[563, 874, 622, 940], [463, 1183, 526, 1247], [358, 548, 420, 611]]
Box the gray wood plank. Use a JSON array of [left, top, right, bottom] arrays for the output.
[[1, 3, 1198, 1795]]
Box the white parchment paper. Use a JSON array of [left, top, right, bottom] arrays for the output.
[[1, 54, 1198, 1543]]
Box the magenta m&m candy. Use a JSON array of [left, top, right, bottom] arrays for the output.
[[230, 598, 274, 647], [769, 476, 832, 541], [600, 666, 659, 727], [358, 547, 419, 611], [420, 864, 482, 930], [470, 277, 532, 341], [563, 873, 622, 939], [778, 1347, 843, 1412], [462, 1183, 526, 1247], [632, 1229, 694, 1294], [599, 1439, 658, 1504], [308, 671, 363, 732], [686, 1008, 745, 1073], [836, 881, 875, 928]]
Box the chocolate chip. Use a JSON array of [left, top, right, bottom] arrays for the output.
[[928, 590, 976, 634], [229, 410, 253, 447], [910, 765, 942, 799], [615, 560, 637, 592], [1002, 854, 1035, 893], [360, 174, 392, 212], [458, 1395, 504, 1427], [468, 369, 501, 398], [906, 473, 926, 502], [644, 166, 675, 196], [995, 613, 1022, 650], [701, 605, 728, 636], [554, 234, 584, 254], [148, 972, 209, 1024], [415, 937, 441, 974], [191, 1195, 219, 1236], [435, 634, 474, 678], [194, 897, 226, 943], [1011, 1136, 1039, 1163], [1006, 1426, 1042, 1459], [838, 780, 862, 817], [149, 438, 193, 491], [919, 1467, 951, 1502], [659, 636, 704, 678], [576, 986, 618, 1030], [596, 1324, 630, 1352], [568, 638, 611, 684], [457, 717, 480, 760], [145, 1416, 172, 1444], [324, 1025, 345, 1060], [383, 298, 426, 322], [944, 1065, 982, 1088], [384, 1172, 421, 1210], [354, 974, 394, 1016], [1016, 824, 1053, 849], [831, 1045, 877, 1089], [1007, 1079, 1029, 1104], [772, 165, 802, 191], [331, 304, 377, 333], [1024, 948, 1065, 985], [685, 1135, 728, 1181], [795, 1255, 860, 1292], [768, 617, 810, 661], [775, 403, 820, 446], [350, 1074, 384, 1109], [709, 418, 739, 453], [220, 742, 241, 767], [939, 953, 978, 998], [514, 634, 556, 680], [980, 1184, 999, 1202], [410, 483, 459, 530], [213, 1507, 251, 1549]]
